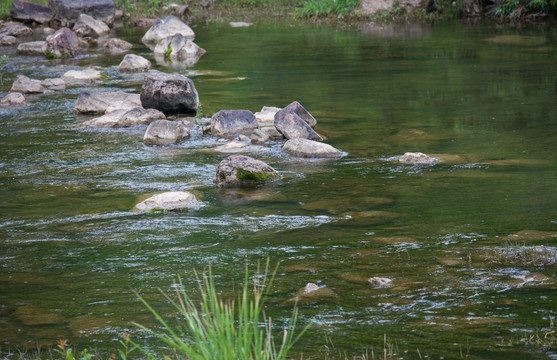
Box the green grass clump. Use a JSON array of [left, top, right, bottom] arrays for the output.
[[294, 0, 359, 17], [133, 260, 309, 360]]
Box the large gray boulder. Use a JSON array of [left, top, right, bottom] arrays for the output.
[[10, 0, 51, 24], [281, 101, 317, 127], [140, 71, 199, 115], [153, 33, 206, 62], [135, 191, 201, 212], [141, 15, 195, 49], [274, 111, 322, 141], [17, 41, 47, 55], [10, 74, 43, 93], [143, 119, 190, 145], [117, 54, 151, 72], [282, 138, 344, 158], [50, 0, 115, 27], [80, 107, 166, 128], [214, 155, 280, 188], [209, 110, 258, 139], [74, 90, 141, 114], [46, 27, 81, 58], [73, 14, 110, 38]]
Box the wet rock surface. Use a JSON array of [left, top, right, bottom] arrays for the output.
[[135, 191, 201, 211], [209, 110, 258, 138], [11, 74, 43, 93], [81, 107, 166, 128], [214, 155, 280, 187], [140, 71, 199, 115], [282, 138, 344, 158], [143, 119, 190, 145], [74, 90, 141, 114]]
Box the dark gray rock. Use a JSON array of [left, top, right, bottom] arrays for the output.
[[140, 71, 199, 115], [274, 111, 322, 141], [143, 119, 190, 145], [141, 15, 195, 49], [10, 0, 51, 24], [46, 27, 81, 58], [50, 0, 115, 27], [17, 41, 46, 55], [117, 54, 151, 72], [214, 155, 280, 188], [210, 110, 258, 139], [282, 138, 344, 158]]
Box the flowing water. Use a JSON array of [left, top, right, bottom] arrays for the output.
[[1, 19, 557, 359]]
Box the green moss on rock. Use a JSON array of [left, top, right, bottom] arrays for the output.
[[237, 168, 276, 182]]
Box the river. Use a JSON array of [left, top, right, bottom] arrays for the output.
[[1, 19, 557, 359]]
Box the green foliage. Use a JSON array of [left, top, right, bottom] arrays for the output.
[[496, 0, 557, 15], [165, 43, 172, 60], [132, 260, 309, 360], [294, 0, 359, 17]]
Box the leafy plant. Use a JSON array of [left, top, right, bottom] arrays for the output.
[[132, 260, 310, 360]]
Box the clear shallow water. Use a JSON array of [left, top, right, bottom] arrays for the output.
[[1, 20, 557, 359]]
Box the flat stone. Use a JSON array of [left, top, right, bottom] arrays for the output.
[[0, 35, 18, 46], [398, 152, 438, 165], [74, 90, 141, 114], [282, 138, 344, 158], [82, 107, 166, 128], [17, 41, 47, 55], [0, 22, 33, 37], [62, 68, 102, 81], [135, 191, 201, 211], [10, 74, 43, 93], [1, 92, 26, 105], [42, 78, 66, 91]]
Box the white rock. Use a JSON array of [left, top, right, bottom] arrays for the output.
[[1, 92, 25, 105], [229, 22, 253, 27], [282, 138, 344, 158], [62, 68, 102, 82], [117, 54, 151, 72], [135, 191, 201, 211], [398, 152, 438, 165], [368, 277, 392, 287], [254, 106, 281, 127]]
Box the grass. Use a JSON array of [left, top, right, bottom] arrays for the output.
[[491, 242, 557, 266], [132, 260, 310, 359]]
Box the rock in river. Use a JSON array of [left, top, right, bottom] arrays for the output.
[[282, 283, 339, 306], [105, 38, 132, 52], [73, 14, 110, 38], [10, 0, 51, 24], [154, 33, 206, 62], [281, 101, 317, 127], [17, 41, 47, 55], [46, 27, 81, 58], [10, 74, 43, 93], [214, 155, 280, 188], [209, 110, 258, 138], [398, 152, 438, 165], [62, 68, 102, 82], [143, 119, 190, 145], [135, 191, 201, 212], [74, 90, 141, 114], [282, 138, 344, 158], [140, 71, 199, 115], [81, 107, 166, 128], [1, 92, 26, 105], [142, 15, 195, 49], [117, 54, 151, 72], [274, 110, 322, 141], [50, 0, 115, 27]]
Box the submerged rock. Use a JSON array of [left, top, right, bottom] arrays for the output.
[[214, 155, 280, 188], [398, 152, 438, 165], [143, 119, 190, 145], [135, 191, 201, 211], [140, 71, 199, 115], [142, 15, 195, 49], [340, 210, 401, 225], [74, 90, 141, 114], [282, 283, 339, 306], [46, 27, 81, 58], [10, 0, 51, 24], [500, 230, 557, 243], [117, 54, 151, 72], [229, 22, 253, 27], [17, 41, 47, 55], [14, 306, 65, 326], [282, 138, 344, 158], [73, 14, 110, 38], [368, 277, 393, 287], [209, 110, 258, 138], [508, 272, 555, 287], [10, 74, 43, 93]]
